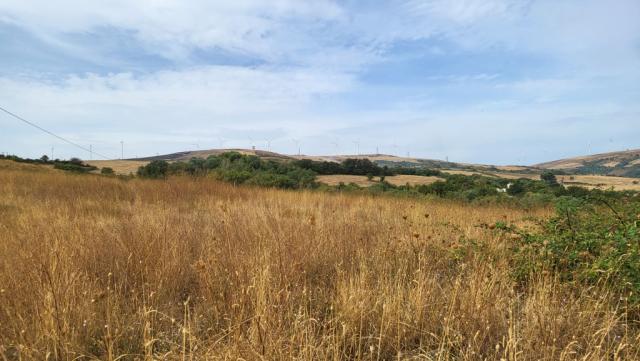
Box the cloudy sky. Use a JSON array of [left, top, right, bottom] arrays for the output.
[[1, 0, 638, 164]]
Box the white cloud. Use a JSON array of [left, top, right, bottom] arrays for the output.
[[0, 65, 355, 125], [1, 0, 639, 163], [0, 0, 344, 61]]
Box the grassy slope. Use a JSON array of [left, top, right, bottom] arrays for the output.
[[536, 148, 640, 177], [1, 160, 638, 360]]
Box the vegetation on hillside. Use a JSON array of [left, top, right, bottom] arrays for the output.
[[135, 152, 638, 207], [510, 194, 640, 310], [0, 153, 98, 173]]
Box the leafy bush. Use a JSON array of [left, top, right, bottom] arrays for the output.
[[512, 196, 640, 307], [218, 169, 252, 184], [294, 158, 384, 175], [53, 160, 97, 173], [101, 167, 115, 175], [137, 160, 169, 179], [540, 171, 560, 186]]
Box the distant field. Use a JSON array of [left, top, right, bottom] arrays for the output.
[[317, 174, 443, 187], [442, 168, 640, 191], [88, 160, 148, 174], [558, 174, 640, 191]]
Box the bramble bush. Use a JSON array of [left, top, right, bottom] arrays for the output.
[[511, 194, 640, 310]]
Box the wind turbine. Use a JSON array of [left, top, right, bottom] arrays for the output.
[[248, 137, 255, 150], [353, 140, 360, 156], [292, 138, 301, 156], [217, 136, 226, 149], [265, 138, 274, 152]]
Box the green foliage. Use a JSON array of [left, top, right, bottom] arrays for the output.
[[218, 169, 252, 184], [540, 171, 559, 186], [506, 180, 526, 196], [415, 174, 502, 200], [0, 153, 53, 165], [294, 158, 384, 176], [101, 167, 115, 175], [155, 152, 317, 189], [341, 158, 383, 175], [52, 159, 97, 173], [137, 160, 169, 179], [512, 195, 640, 307], [389, 167, 442, 177]]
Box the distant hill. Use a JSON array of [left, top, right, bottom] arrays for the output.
[[130, 147, 640, 179], [132, 149, 539, 173], [134, 148, 294, 162], [536, 149, 640, 178]]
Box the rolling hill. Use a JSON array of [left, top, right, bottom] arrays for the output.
[[129, 149, 541, 174], [125, 147, 640, 179], [536, 149, 640, 178], [81, 147, 640, 191]]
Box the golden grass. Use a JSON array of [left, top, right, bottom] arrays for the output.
[[317, 174, 442, 187], [558, 174, 640, 191], [88, 160, 149, 175], [1, 160, 639, 360]]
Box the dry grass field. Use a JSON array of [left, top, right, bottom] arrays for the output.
[[317, 174, 443, 187], [1, 160, 639, 360], [88, 160, 149, 175], [557, 174, 640, 191]]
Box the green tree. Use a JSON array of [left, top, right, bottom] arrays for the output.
[[137, 160, 169, 179], [541, 171, 559, 186], [507, 181, 526, 196]]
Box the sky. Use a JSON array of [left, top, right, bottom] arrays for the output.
[[0, 0, 639, 165]]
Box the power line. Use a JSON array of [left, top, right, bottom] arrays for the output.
[[0, 105, 113, 160]]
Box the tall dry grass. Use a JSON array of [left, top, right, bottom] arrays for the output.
[[0, 161, 638, 360]]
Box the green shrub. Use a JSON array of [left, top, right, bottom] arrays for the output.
[[137, 160, 169, 179], [513, 196, 640, 307], [218, 169, 252, 184], [101, 167, 115, 175], [540, 171, 559, 186], [247, 172, 298, 189], [53, 161, 97, 173]]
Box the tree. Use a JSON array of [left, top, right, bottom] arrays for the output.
[[137, 160, 169, 179], [101, 167, 115, 175], [541, 171, 559, 187], [507, 181, 526, 196], [69, 157, 83, 165], [40, 155, 49, 163], [366, 173, 374, 181]]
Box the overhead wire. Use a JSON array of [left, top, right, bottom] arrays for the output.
[[0, 105, 115, 159]]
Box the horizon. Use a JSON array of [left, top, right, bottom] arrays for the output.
[[1, 1, 639, 165]]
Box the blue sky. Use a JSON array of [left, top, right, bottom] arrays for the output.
[[0, 0, 639, 164]]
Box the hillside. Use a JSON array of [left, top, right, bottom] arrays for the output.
[[130, 148, 540, 174], [536, 148, 640, 177]]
